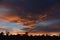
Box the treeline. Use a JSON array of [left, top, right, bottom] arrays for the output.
[[0, 32, 60, 40]]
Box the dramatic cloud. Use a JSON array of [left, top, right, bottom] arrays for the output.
[[28, 20, 60, 32], [0, 0, 59, 35]]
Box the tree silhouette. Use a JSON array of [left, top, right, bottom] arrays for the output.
[[0, 32, 59, 40], [0, 32, 4, 35]]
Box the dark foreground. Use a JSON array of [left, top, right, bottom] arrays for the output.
[[0, 32, 60, 40]]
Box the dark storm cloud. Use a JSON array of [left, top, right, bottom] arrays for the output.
[[0, 0, 60, 16], [0, 0, 59, 22], [0, 0, 53, 12]]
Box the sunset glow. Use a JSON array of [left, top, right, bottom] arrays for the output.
[[0, 0, 59, 36]]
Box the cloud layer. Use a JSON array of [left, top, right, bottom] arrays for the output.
[[0, 0, 59, 35]]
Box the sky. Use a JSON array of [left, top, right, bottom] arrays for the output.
[[0, 0, 59, 35]]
